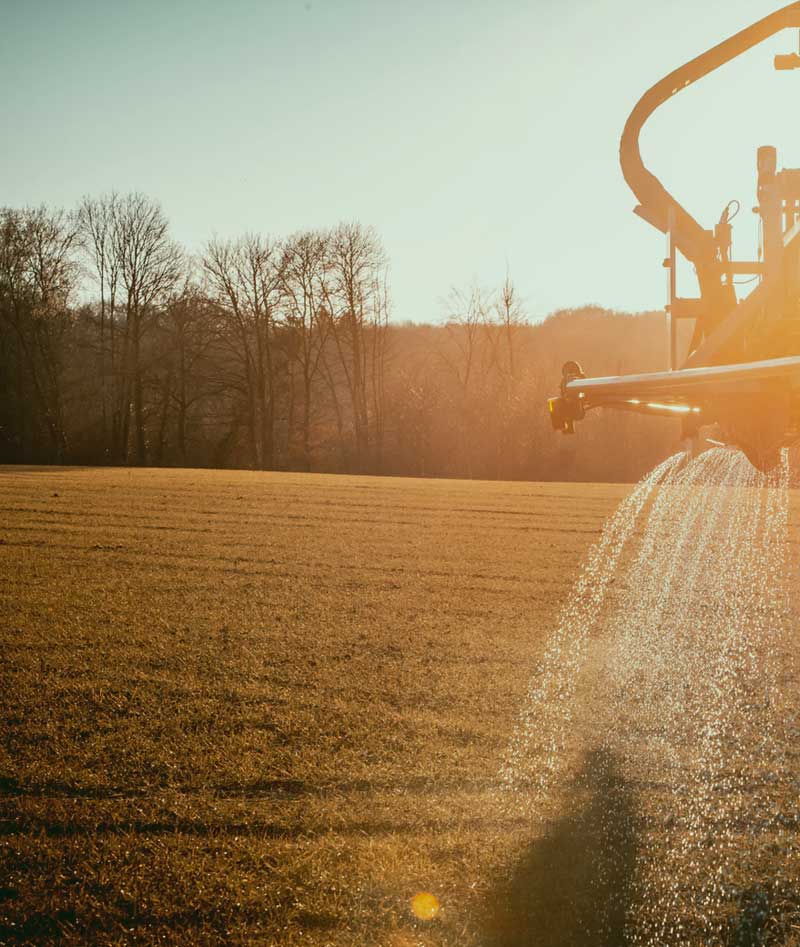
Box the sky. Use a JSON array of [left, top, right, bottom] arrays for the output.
[[3, 0, 800, 322]]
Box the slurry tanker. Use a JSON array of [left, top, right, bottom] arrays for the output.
[[549, 3, 800, 471]]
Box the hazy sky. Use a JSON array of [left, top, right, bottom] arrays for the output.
[[3, 0, 800, 321]]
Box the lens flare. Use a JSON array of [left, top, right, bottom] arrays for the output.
[[410, 891, 440, 921]]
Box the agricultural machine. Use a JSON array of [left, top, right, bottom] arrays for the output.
[[548, 3, 800, 471]]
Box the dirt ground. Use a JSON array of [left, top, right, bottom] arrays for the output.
[[1, 466, 798, 946]]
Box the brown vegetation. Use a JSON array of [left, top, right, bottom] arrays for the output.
[[2, 467, 799, 945], [0, 200, 677, 483], [0, 466, 629, 945]]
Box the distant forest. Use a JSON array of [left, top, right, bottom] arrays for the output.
[[0, 197, 679, 483]]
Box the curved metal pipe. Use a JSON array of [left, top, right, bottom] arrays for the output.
[[620, 2, 800, 333]]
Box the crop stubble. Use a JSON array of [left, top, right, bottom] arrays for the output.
[[2, 466, 798, 945]]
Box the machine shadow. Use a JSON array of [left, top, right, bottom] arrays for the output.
[[484, 747, 638, 947], [722, 884, 800, 947]]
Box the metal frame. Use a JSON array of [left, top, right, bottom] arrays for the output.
[[550, 4, 800, 469]]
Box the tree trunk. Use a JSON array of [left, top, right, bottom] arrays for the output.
[[133, 316, 146, 465], [154, 368, 173, 465], [177, 335, 187, 464]]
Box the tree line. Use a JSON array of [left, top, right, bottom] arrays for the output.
[[0, 195, 678, 482]]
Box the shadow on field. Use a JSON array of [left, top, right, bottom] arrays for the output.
[[485, 748, 637, 947], [722, 883, 800, 947]]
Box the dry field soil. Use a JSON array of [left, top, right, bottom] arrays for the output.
[[1, 466, 798, 946]]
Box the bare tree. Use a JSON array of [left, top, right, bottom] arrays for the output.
[[112, 194, 182, 464], [160, 281, 219, 465], [78, 194, 120, 454], [368, 271, 390, 469], [438, 283, 492, 476], [483, 274, 526, 477], [0, 206, 79, 460], [79, 194, 181, 463], [495, 273, 523, 384], [202, 235, 283, 469], [281, 229, 332, 469], [324, 222, 389, 470], [441, 283, 486, 393]]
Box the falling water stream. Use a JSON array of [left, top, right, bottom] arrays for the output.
[[499, 447, 800, 945]]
